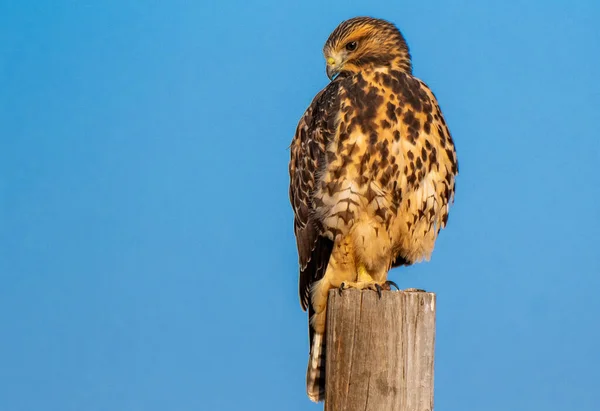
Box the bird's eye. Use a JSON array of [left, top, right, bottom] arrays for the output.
[[345, 41, 358, 51]]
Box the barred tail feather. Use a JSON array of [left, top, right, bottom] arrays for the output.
[[306, 332, 326, 402]]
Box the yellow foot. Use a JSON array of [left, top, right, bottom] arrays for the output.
[[337, 265, 399, 298], [337, 280, 388, 298]]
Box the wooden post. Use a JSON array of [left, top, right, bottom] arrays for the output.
[[325, 288, 436, 411]]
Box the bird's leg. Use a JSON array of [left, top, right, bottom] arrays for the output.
[[339, 265, 393, 298], [339, 264, 374, 290], [357, 264, 373, 283]]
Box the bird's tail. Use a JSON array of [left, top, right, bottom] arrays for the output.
[[306, 331, 326, 402]]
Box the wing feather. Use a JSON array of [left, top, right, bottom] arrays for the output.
[[289, 81, 341, 310]]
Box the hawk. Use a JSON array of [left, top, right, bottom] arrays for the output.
[[289, 17, 458, 402]]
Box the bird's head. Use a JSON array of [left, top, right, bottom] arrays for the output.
[[323, 17, 412, 81]]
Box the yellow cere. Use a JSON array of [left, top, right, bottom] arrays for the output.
[[327, 57, 335, 65]]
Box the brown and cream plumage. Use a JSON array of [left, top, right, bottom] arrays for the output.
[[288, 16, 458, 402]]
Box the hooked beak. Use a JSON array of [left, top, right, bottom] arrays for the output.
[[326, 56, 340, 80], [326, 65, 339, 81]]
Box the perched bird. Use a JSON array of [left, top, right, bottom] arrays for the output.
[[288, 17, 458, 402]]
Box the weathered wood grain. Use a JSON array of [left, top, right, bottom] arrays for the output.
[[324, 288, 436, 411]]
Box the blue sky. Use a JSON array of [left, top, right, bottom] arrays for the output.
[[1, 1, 599, 410]]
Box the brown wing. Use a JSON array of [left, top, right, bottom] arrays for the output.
[[289, 81, 341, 311]]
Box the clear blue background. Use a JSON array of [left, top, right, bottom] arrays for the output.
[[1, 1, 599, 410]]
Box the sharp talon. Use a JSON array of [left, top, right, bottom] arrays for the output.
[[375, 283, 382, 299], [338, 282, 346, 296], [385, 280, 399, 290]]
